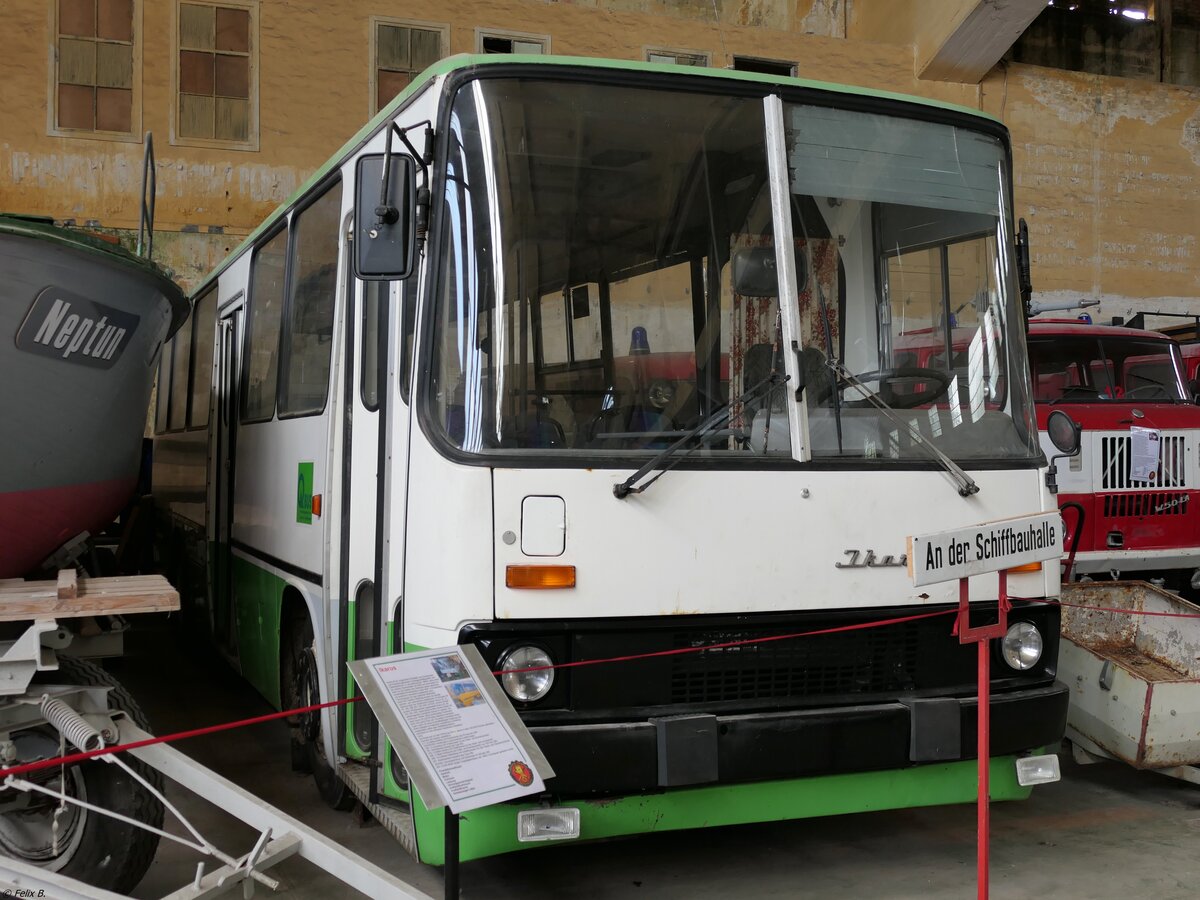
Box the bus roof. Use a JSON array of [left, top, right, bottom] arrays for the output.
[[193, 53, 1005, 298]]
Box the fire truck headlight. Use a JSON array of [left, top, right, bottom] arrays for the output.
[[499, 644, 555, 702], [1001, 621, 1043, 671], [648, 380, 674, 409]]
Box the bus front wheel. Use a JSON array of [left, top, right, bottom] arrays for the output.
[[284, 616, 354, 811]]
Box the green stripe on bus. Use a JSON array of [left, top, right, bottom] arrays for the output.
[[409, 754, 1032, 865], [230, 555, 286, 708]]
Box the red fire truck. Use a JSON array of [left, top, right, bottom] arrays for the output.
[[1026, 319, 1200, 591]]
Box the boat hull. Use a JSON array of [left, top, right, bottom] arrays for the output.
[[0, 221, 186, 577]]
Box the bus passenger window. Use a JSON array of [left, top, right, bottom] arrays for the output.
[[189, 285, 217, 428], [281, 181, 343, 417], [361, 281, 382, 411], [401, 277, 417, 404], [167, 310, 193, 431], [154, 344, 171, 434], [243, 226, 289, 422]]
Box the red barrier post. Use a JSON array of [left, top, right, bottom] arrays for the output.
[[954, 571, 1009, 900]]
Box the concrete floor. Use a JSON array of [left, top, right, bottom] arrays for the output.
[[110, 618, 1200, 900]]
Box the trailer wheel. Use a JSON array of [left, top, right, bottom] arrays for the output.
[[286, 617, 354, 811], [0, 656, 164, 893]]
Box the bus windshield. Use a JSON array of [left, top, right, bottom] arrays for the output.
[[1028, 334, 1189, 403], [428, 77, 1039, 464]]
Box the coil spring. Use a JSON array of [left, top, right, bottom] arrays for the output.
[[39, 695, 104, 753]]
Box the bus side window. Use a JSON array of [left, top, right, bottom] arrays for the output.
[[189, 285, 217, 428], [242, 225, 289, 423], [400, 277, 417, 404], [280, 181, 343, 418], [361, 281, 381, 411], [154, 342, 171, 434], [167, 308, 193, 431]]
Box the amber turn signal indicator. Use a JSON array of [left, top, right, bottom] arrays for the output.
[[506, 565, 576, 589], [1007, 561, 1043, 574], [311, 494, 322, 517]]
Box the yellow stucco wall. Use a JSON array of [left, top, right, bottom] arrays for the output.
[[2, 0, 1198, 312]]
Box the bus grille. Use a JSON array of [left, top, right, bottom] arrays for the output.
[[1100, 434, 1187, 489], [1101, 492, 1189, 518], [668, 622, 926, 704]]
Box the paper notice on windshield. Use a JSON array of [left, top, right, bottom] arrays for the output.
[[1130, 426, 1161, 482], [348, 644, 552, 813]]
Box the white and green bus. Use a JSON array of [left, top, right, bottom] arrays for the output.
[[152, 54, 1069, 864]]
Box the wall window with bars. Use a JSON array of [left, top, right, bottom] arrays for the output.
[[54, 0, 139, 136], [175, 0, 257, 147], [372, 19, 446, 114]]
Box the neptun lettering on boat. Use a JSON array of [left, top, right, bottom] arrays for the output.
[[33, 298, 128, 360]]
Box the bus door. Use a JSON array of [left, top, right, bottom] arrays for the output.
[[338, 272, 416, 775], [212, 299, 244, 654]]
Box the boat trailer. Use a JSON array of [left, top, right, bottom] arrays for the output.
[[0, 572, 432, 899], [1059, 581, 1200, 785]]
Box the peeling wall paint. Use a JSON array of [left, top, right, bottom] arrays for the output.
[[1018, 71, 1173, 132], [799, 0, 845, 37]]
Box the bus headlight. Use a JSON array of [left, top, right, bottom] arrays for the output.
[[648, 380, 674, 409], [499, 645, 555, 702], [1001, 621, 1043, 670]]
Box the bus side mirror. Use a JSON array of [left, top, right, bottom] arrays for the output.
[[354, 154, 416, 280]]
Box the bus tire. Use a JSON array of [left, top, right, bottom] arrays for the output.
[[0, 656, 164, 894], [286, 616, 354, 811]]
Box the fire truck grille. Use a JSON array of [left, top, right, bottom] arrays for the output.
[[1102, 492, 1190, 518], [1100, 434, 1187, 490]]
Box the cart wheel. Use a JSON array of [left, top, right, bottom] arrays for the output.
[[286, 616, 354, 811], [0, 656, 164, 893]]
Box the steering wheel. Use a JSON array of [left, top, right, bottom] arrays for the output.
[[815, 366, 952, 409]]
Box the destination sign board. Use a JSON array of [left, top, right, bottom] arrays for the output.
[[906, 511, 1062, 587]]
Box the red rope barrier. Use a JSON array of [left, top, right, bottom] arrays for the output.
[[0, 696, 356, 781], [5, 594, 1184, 782], [0, 607, 957, 781]]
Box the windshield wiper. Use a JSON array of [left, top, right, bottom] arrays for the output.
[[827, 361, 980, 498], [613, 372, 789, 499]]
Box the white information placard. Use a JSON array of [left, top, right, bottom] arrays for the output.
[[348, 643, 553, 813], [906, 511, 1063, 587], [1130, 426, 1160, 482]]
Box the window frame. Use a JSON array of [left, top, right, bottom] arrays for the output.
[[188, 283, 218, 429], [48, 0, 143, 142], [154, 341, 172, 435], [277, 176, 344, 420], [732, 56, 797, 77], [475, 28, 550, 55], [645, 47, 710, 67], [416, 67, 1040, 473], [170, 0, 260, 151], [167, 303, 195, 432], [240, 220, 289, 424], [369, 16, 448, 116]]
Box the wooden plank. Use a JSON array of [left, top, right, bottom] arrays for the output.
[[0, 574, 179, 622], [57, 569, 77, 601]]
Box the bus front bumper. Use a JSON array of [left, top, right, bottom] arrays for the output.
[[530, 681, 1069, 793]]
